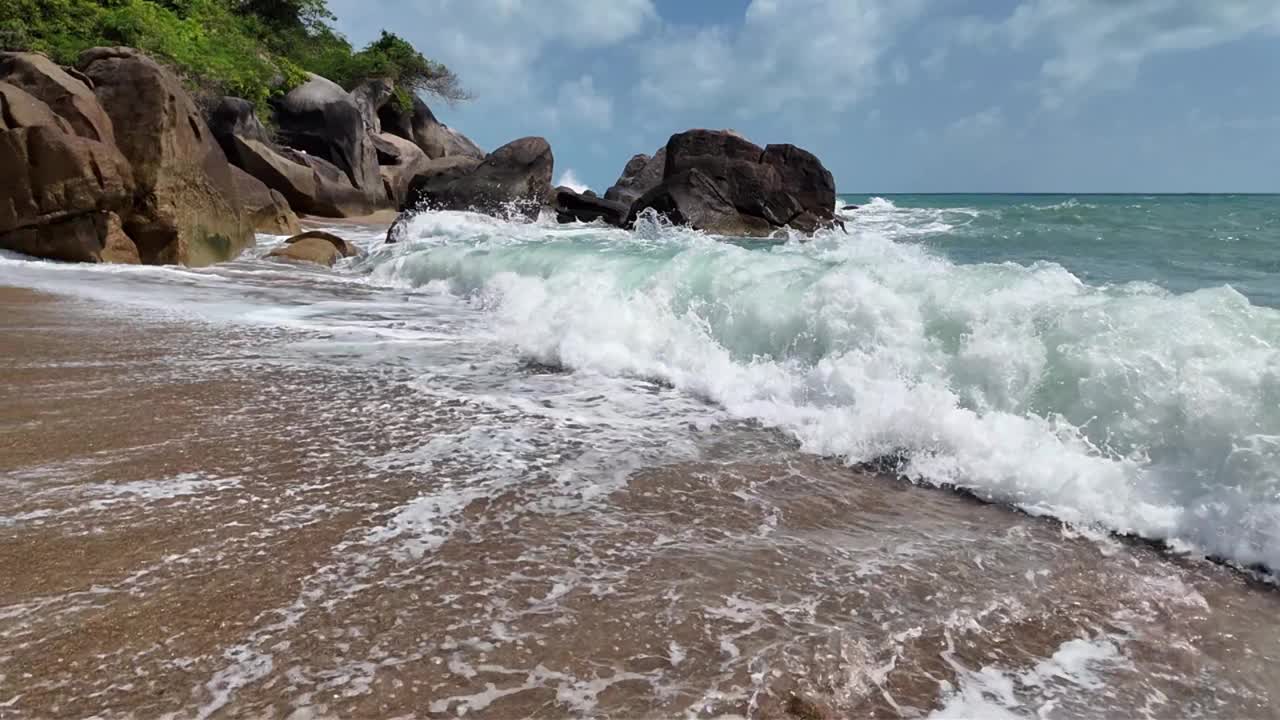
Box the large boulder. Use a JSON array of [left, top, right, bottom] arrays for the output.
[[603, 147, 665, 207], [350, 78, 393, 134], [406, 136, 553, 219], [372, 132, 432, 208], [378, 94, 483, 160], [77, 47, 254, 266], [0, 51, 115, 145], [208, 96, 272, 159], [273, 73, 385, 208], [232, 136, 374, 217], [629, 129, 836, 237], [208, 95, 374, 218], [231, 165, 300, 235], [0, 84, 138, 263], [554, 187, 627, 226]]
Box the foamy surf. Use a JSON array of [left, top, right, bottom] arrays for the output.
[[372, 205, 1280, 576]]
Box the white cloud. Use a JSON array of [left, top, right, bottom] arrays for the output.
[[637, 0, 925, 116], [558, 75, 614, 130], [946, 106, 1005, 139], [329, 0, 655, 101], [554, 169, 590, 193], [954, 0, 1280, 107]]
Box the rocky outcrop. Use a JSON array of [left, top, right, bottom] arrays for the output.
[[208, 96, 272, 158], [0, 52, 115, 145], [230, 135, 373, 218], [209, 95, 375, 218], [372, 132, 431, 208], [378, 94, 483, 160], [351, 78, 393, 134], [273, 73, 385, 208], [266, 230, 359, 266], [406, 136, 553, 219], [78, 47, 253, 266], [554, 187, 627, 226], [0, 83, 138, 263], [629, 129, 836, 237], [231, 165, 301, 235], [604, 147, 665, 207]]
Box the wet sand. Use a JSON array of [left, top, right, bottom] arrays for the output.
[[2, 286, 1278, 718]]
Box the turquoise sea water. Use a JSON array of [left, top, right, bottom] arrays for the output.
[[840, 194, 1280, 307]]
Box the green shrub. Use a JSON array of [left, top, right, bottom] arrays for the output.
[[0, 0, 463, 115]]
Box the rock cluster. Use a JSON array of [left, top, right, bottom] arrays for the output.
[[0, 48, 255, 265], [2, 45, 841, 266]]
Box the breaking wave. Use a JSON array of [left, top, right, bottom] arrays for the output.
[[371, 208, 1280, 574]]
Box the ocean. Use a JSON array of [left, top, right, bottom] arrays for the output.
[[0, 194, 1277, 717]]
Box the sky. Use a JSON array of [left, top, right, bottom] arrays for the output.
[[327, 0, 1280, 193]]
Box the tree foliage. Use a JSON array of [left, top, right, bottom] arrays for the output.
[[0, 0, 466, 112]]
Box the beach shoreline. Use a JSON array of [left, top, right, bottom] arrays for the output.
[[2, 278, 1278, 717]]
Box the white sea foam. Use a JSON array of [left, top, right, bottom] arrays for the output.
[[373, 209, 1280, 574]]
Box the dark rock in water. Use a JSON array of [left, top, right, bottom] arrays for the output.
[[230, 165, 300, 235], [385, 211, 411, 244], [632, 167, 775, 236], [208, 96, 272, 159], [406, 136, 553, 220], [0, 83, 139, 263], [372, 132, 431, 208], [273, 73, 385, 208], [554, 186, 627, 226], [604, 147, 665, 207], [629, 129, 836, 237], [0, 51, 116, 145], [77, 46, 253, 266], [378, 94, 483, 161]]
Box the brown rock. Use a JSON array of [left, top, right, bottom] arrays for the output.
[[97, 211, 141, 263], [282, 230, 360, 258], [0, 51, 115, 144], [267, 235, 346, 267], [273, 73, 385, 208], [351, 77, 393, 134], [0, 118, 136, 263], [208, 96, 272, 160], [78, 47, 254, 266], [231, 165, 301, 235], [0, 211, 139, 264], [0, 84, 137, 263], [379, 94, 483, 160], [373, 132, 432, 208], [0, 81, 73, 133], [233, 135, 374, 218]]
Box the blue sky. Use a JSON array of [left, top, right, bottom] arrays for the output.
[[328, 0, 1280, 193]]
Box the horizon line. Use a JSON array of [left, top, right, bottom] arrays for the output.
[[835, 191, 1280, 196]]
